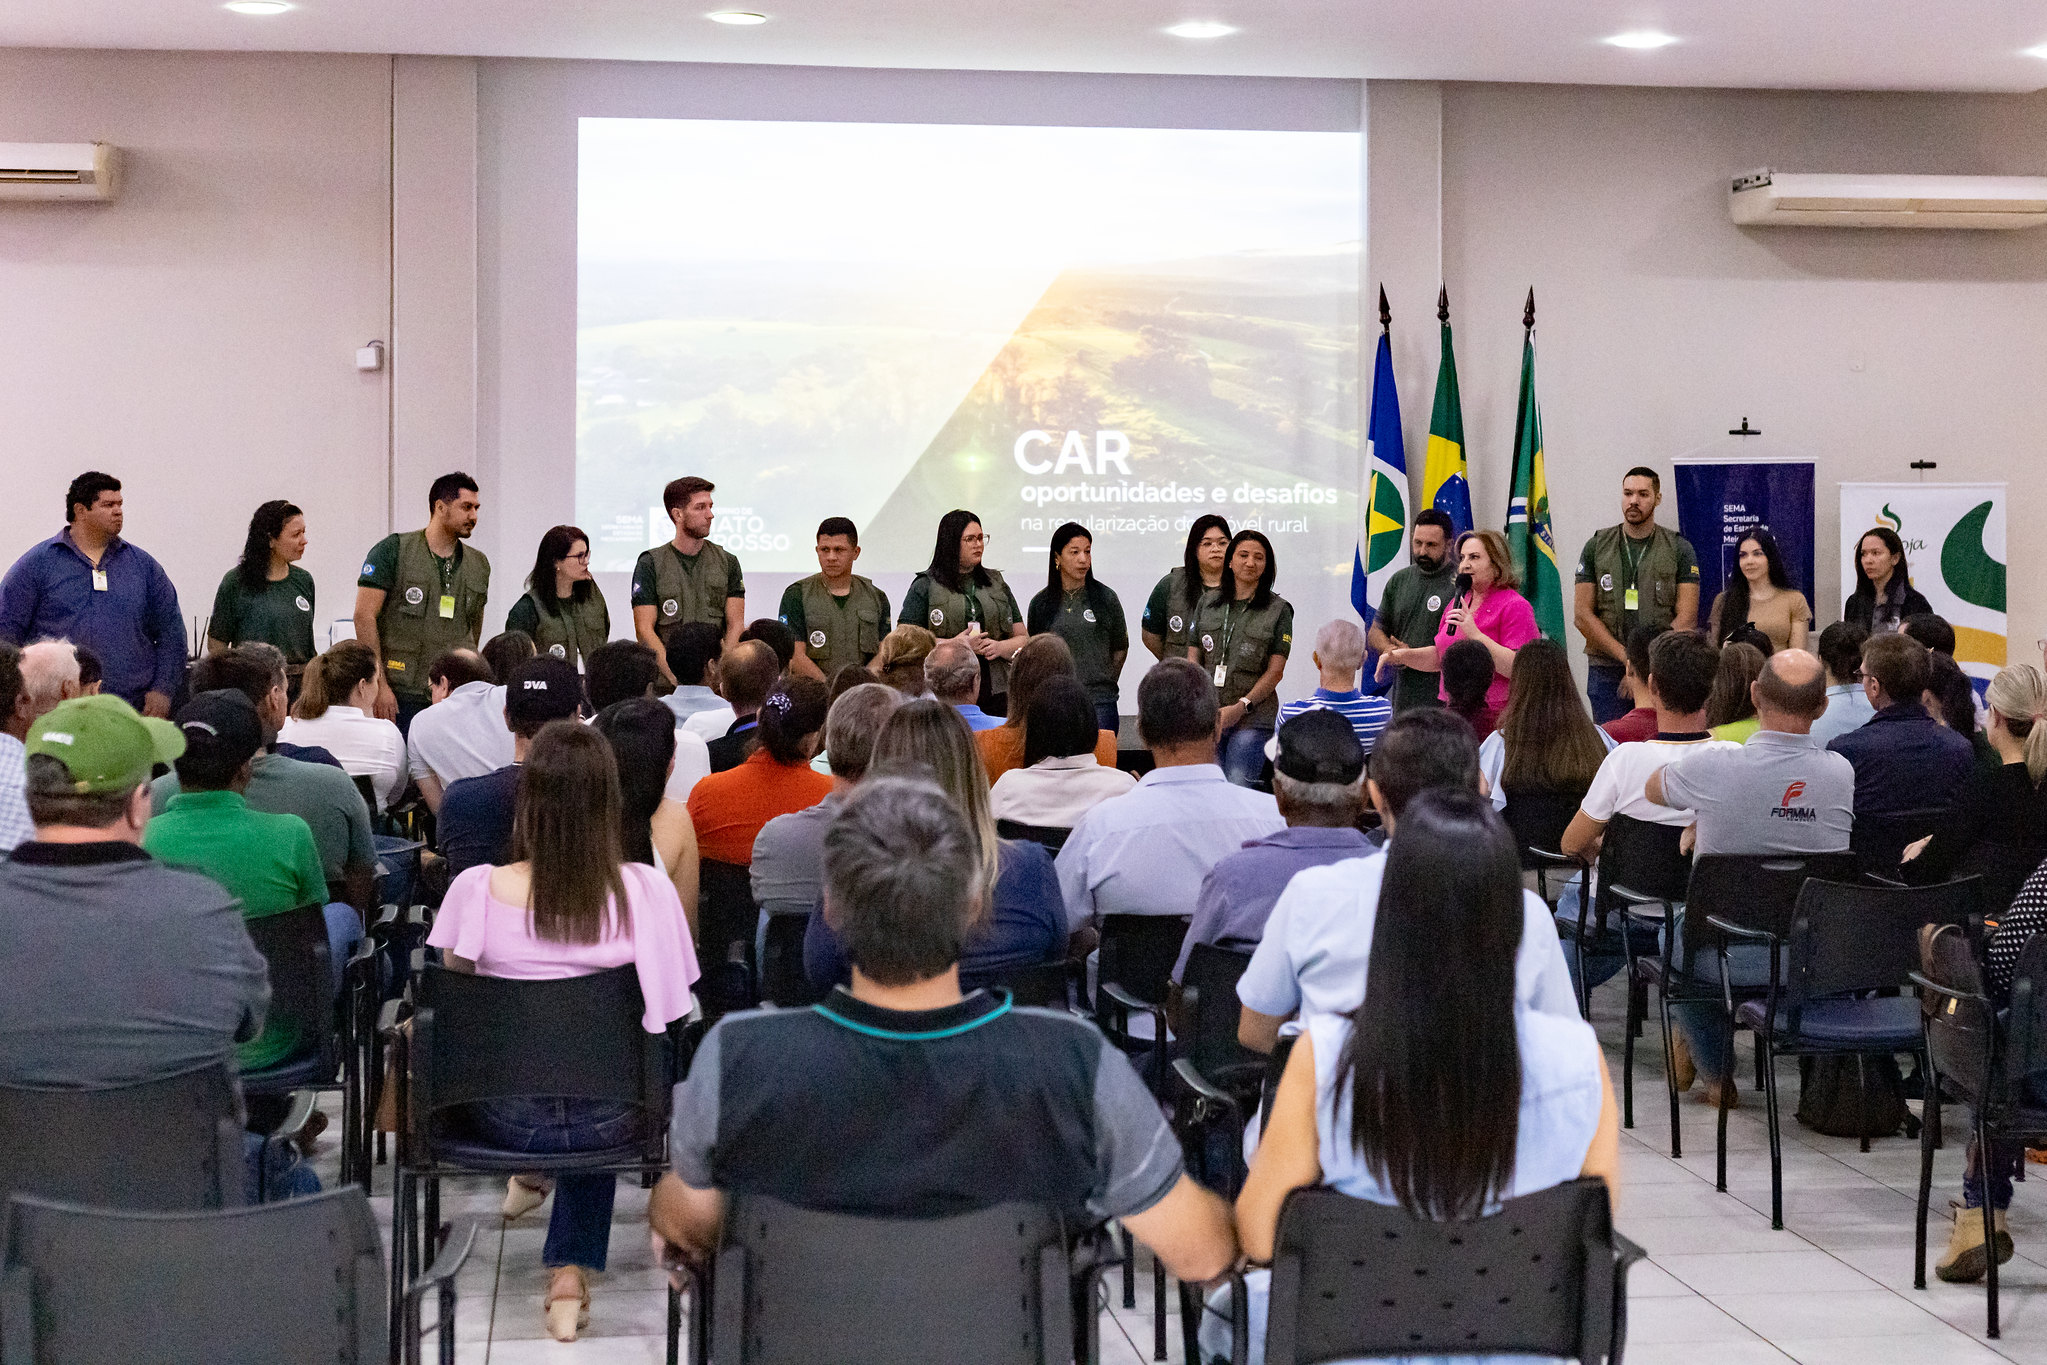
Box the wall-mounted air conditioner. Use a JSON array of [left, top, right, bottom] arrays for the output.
[[1729, 168, 2047, 229], [0, 142, 120, 202]]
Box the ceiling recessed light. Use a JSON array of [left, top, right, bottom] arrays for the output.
[[2024, 42, 2047, 59], [1166, 20, 1237, 39], [224, 0, 292, 12], [707, 10, 768, 23], [1604, 30, 1677, 49]]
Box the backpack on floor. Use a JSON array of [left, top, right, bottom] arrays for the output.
[[1796, 1054, 1908, 1138]]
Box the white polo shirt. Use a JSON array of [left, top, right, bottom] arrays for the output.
[[663, 728, 713, 804], [1580, 735, 1742, 828], [405, 682, 513, 789], [278, 705, 407, 812]]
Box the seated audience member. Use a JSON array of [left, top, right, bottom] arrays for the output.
[[1221, 788, 1620, 1363], [281, 641, 408, 811], [153, 648, 377, 907], [977, 634, 1118, 781], [1479, 637, 1615, 818], [650, 776, 1235, 1286], [585, 638, 661, 712], [699, 640, 781, 771], [1904, 664, 2047, 897], [870, 624, 936, 699], [1827, 631, 1974, 819], [1646, 648, 1853, 1106], [0, 642, 31, 852], [1237, 708, 1577, 1053], [1440, 637, 1499, 741], [739, 618, 796, 670], [1274, 618, 1390, 754], [686, 675, 833, 867], [1173, 708, 1372, 984], [1903, 611, 1958, 659], [481, 630, 537, 687], [439, 656, 585, 876], [660, 622, 728, 725], [826, 663, 875, 707], [1602, 625, 1667, 744], [805, 699, 1066, 991], [1057, 659, 1282, 934], [1924, 651, 1990, 763], [989, 675, 1136, 830], [242, 641, 341, 770], [19, 638, 82, 720], [1706, 637, 1767, 742], [1809, 621, 1875, 745], [428, 721, 699, 1343], [752, 684, 903, 935], [927, 636, 1001, 732], [0, 695, 268, 1091], [73, 645, 104, 696], [404, 648, 506, 812], [145, 690, 352, 1070], [593, 698, 699, 918]]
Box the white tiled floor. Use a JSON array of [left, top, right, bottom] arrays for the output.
[[321, 974, 2047, 1363]]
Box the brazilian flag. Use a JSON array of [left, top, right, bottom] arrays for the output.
[[1422, 309, 1473, 537], [1505, 318, 1566, 641]]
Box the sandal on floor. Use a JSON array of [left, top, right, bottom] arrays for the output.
[[503, 1175, 551, 1221], [545, 1266, 591, 1343]]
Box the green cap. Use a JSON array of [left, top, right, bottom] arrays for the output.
[[25, 694, 186, 794]]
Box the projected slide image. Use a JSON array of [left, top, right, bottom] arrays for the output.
[[577, 118, 1360, 619]]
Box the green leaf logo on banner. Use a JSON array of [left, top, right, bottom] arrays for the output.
[[1941, 500, 2006, 613], [1878, 503, 1902, 533]]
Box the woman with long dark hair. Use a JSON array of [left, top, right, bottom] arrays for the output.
[[592, 697, 699, 920], [1188, 529, 1294, 786], [1222, 788, 1620, 1362], [1142, 514, 1231, 660], [1026, 522, 1129, 733], [899, 509, 1027, 714], [428, 721, 698, 1343], [1844, 526, 1932, 635], [207, 499, 316, 672], [1480, 637, 1614, 819], [1707, 527, 1809, 652], [506, 525, 611, 671], [975, 633, 1119, 781], [988, 673, 1136, 829]]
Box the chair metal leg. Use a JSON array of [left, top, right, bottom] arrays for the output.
[[1755, 1034, 1766, 1091], [1982, 1110, 2001, 1338], [1622, 973, 1639, 1130], [1915, 1077, 1938, 1290], [1763, 1042, 1785, 1230], [1856, 1055, 1872, 1154], [1153, 1254, 1167, 1360], [388, 1169, 410, 1365], [256, 1132, 271, 1204], [1717, 1010, 1737, 1194], [1658, 989, 1682, 1160], [667, 1284, 682, 1365], [1121, 1225, 1135, 1309]]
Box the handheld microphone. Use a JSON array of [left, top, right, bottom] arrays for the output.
[[1448, 572, 1473, 635]]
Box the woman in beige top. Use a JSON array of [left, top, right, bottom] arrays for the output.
[[1707, 528, 1810, 654]]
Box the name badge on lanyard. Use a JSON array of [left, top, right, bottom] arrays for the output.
[[1623, 587, 1640, 612], [1214, 663, 1227, 687], [438, 594, 456, 620], [91, 569, 109, 592]]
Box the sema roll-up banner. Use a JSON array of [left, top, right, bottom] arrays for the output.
[[1841, 483, 2007, 688], [1674, 457, 1816, 622]]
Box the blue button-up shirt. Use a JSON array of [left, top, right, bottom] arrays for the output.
[[1826, 700, 1975, 819], [1055, 763, 1283, 932], [0, 530, 186, 706], [1173, 824, 1378, 982]]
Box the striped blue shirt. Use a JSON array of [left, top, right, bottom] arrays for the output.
[[1276, 688, 1392, 755]]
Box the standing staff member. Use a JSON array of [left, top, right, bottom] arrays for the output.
[[633, 476, 744, 686], [1843, 526, 1932, 636], [1572, 466, 1699, 724], [900, 509, 1026, 715], [779, 517, 890, 683], [1368, 508, 1457, 712], [1142, 515, 1230, 660], [1026, 522, 1129, 733], [1708, 527, 1810, 653], [1189, 530, 1293, 787], [506, 525, 610, 670], [208, 500, 316, 691], [354, 471, 490, 733], [0, 471, 185, 717]]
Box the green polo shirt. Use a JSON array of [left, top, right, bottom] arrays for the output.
[[208, 565, 317, 665]]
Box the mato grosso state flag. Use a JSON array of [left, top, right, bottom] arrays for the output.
[[1505, 293, 1566, 641], [1421, 287, 1473, 538], [1353, 316, 1409, 630]]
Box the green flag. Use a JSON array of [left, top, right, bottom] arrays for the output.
[[1505, 312, 1565, 641]]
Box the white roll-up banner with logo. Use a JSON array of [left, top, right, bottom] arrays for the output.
[[1839, 483, 2006, 689]]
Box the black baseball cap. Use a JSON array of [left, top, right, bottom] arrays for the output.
[[1274, 707, 1365, 785], [174, 690, 265, 777], [505, 656, 585, 732]]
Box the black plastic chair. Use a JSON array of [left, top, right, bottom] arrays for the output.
[[1854, 806, 1950, 878], [1169, 944, 1264, 1193], [1726, 877, 1979, 1229], [1235, 1178, 1643, 1365], [0, 1064, 245, 1214], [1912, 925, 2047, 1337], [1576, 814, 1688, 1021], [241, 904, 372, 1196], [0, 1186, 474, 1365], [1503, 785, 1588, 869], [388, 963, 678, 1363], [691, 1194, 1115, 1365], [757, 912, 821, 1007], [997, 818, 1072, 853], [987, 958, 1082, 1010], [697, 859, 760, 1019]]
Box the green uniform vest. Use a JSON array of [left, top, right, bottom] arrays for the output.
[[646, 541, 740, 645], [1192, 591, 1291, 728], [918, 568, 1019, 694], [1583, 524, 1683, 655], [524, 590, 611, 671], [379, 532, 490, 694], [795, 574, 886, 681], [1153, 568, 1209, 651]]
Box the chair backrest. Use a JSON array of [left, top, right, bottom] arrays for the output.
[[996, 819, 1071, 852], [0, 1064, 244, 1214], [757, 912, 820, 1008], [242, 904, 337, 1077], [1502, 785, 1589, 866], [697, 858, 760, 1015], [1264, 1179, 1620, 1365], [1851, 806, 1949, 876], [986, 959, 1076, 1010], [1097, 915, 1191, 1008], [1179, 943, 1260, 1078], [1681, 852, 1858, 959], [1921, 921, 1997, 1103], [0, 1187, 384, 1364], [351, 773, 378, 812], [1785, 877, 1980, 1017], [710, 1195, 1074, 1365], [408, 963, 668, 1149], [1955, 840, 2047, 921], [1597, 814, 1689, 910], [2003, 931, 2047, 1084]]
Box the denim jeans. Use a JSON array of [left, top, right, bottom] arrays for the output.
[[1963, 1074, 2047, 1209], [1664, 910, 1773, 1084], [322, 902, 364, 1002], [1586, 663, 1628, 725], [1219, 725, 1271, 787], [1094, 701, 1121, 736], [464, 1097, 643, 1269]]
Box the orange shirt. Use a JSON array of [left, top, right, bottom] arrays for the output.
[[976, 725, 1120, 783], [686, 749, 835, 866]]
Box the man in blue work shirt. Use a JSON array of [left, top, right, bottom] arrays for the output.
[[0, 472, 186, 717]]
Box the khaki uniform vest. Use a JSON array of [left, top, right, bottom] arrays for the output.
[[1153, 567, 1207, 651], [795, 574, 886, 681], [917, 568, 1019, 694], [524, 590, 611, 671], [379, 532, 490, 694], [645, 541, 740, 646], [1583, 524, 1684, 656], [1191, 590, 1291, 728]]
